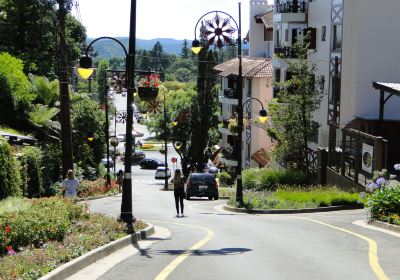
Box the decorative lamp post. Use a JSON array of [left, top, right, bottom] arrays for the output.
[[192, 4, 243, 203], [78, 0, 138, 225]]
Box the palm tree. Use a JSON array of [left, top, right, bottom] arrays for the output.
[[28, 104, 60, 141], [30, 75, 59, 106]]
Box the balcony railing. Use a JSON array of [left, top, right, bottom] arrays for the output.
[[274, 46, 299, 59], [275, 1, 306, 14], [224, 88, 239, 99]]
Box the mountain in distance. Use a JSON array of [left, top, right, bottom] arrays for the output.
[[87, 37, 186, 58]]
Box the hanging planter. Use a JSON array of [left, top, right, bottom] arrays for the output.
[[138, 87, 159, 101], [137, 74, 160, 101]]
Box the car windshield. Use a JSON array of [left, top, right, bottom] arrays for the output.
[[190, 174, 215, 184]]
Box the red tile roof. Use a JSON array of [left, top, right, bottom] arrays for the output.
[[214, 57, 272, 78]]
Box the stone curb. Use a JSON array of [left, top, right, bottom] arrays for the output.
[[39, 224, 155, 280], [223, 204, 364, 214], [368, 220, 400, 233]]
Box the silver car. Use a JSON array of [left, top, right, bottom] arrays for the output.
[[155, 167, 171, 179]]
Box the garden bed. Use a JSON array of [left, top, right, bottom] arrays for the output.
[[0, 197, 145, 279], [226, 186, 365, 211]]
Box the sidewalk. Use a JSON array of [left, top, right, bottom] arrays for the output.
[[39, 226, 168, 280]]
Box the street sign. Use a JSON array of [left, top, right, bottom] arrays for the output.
[[171, 157, 177, 163]]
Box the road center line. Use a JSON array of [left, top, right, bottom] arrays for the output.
[[295, 216, 389, 280], [145, 220, 214, 280]]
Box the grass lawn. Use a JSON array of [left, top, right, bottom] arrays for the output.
[[227, 186, 365, 210]]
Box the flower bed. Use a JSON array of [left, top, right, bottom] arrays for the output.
[[0, 197, 145, 279], [78, 179, 119, 198]]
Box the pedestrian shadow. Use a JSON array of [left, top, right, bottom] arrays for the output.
[[154, 247, 252, 256]]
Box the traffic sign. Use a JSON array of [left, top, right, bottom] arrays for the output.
[[171, 157, 177, 163]]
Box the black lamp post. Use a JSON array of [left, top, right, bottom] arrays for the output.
[[163, 91, 169, 190], [192, 4, 243, 202], [78, 0, 137, 225]]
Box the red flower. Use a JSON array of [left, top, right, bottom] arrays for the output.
[[5, 225, 11, 234]]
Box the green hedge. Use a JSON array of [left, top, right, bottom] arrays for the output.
[[20, 146, 44, 198], [243, 168, 309, 191], [367, 186, 400, 225], [218, 171, 234, 185], [0, 139, 22, 199]]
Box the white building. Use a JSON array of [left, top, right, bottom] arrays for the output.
[[272, 0, 400, 152], [213, 1, 274, 172]]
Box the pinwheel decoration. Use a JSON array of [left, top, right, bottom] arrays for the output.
[[109, 72, 126, 93], [116, 110, 127, 124], [200, 13, 237, 48]]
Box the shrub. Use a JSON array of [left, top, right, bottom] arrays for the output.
[[367, 185, 400, 223], [0, 139, 22, 199], [243, 168, 309, 191], [218, 171, 234, 185], [242, 168, 260, 190], [19, 146, 44, 198], [0, 197, 87, 255]]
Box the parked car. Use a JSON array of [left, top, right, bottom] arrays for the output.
[[117, 133, 126, 142], [132, 151, 146, 162], [134, 112, 143, 123], [139, 158, 165, 169], [101, 157, 114, 167], [155, 167, 171, 179], [132, 129, 144, 137], [185, 173, 219, 200]]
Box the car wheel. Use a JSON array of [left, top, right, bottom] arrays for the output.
[[214, 194, 219, 200], [208, 196, 213, 200]]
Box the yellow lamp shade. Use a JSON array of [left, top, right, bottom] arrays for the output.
[[172, 121, 178, 126], [258, 116, 268, 123], [87, 137, 94, 142], [191, 46, 202, 55], [175, 143, 182, 150], [77, 67, 94, 80]]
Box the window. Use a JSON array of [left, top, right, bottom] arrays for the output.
[[285, 29, 288, 42], [321, 26, 326, 41], [275, 69, 281, 83], [228, 77, 237, 89], [319, 75, 325, 91], [275, 30, 281, 47], [264, 27, 273, 41], [332, 25, 342, 50]]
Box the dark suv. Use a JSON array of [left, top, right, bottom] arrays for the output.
[[139, 158, 165, 169], [185, 173, 219, 200]]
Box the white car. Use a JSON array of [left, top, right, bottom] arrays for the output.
[[155, 167, 171, 179], [117, 133, 126, 142], [101, 157, 114, 167]]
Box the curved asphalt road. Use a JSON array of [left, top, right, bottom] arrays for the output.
[[84, 92, 400, 280]]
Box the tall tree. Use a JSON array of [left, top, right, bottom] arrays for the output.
[[267, 36, 323, 171], [180, 39, 189, 59], [0, 0, 86, 77], [189, 47, 218, 172]]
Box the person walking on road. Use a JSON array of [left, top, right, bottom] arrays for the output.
[[173, 169, 185, 217], [61, 169, 79, 199]]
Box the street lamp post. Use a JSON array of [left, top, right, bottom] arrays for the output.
[[192, 3, 243, 202], [163, 91, 169, 190], [78, 0, 138, 225]]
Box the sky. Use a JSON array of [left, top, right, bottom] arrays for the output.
[[73, 0, 271, 40]]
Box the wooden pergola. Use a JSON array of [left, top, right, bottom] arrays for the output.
[[372, 81, 400, 136]]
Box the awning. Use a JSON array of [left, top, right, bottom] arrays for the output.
[[251, 148, 269, 167]]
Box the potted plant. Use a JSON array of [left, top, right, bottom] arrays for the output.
[[137, 74, 160, 101]]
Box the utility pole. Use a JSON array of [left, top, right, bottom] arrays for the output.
[[58, 0, 73, 178]]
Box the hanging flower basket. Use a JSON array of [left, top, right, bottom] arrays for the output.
[[138, 87, 159, 101], [137, 74, 161, 101]]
